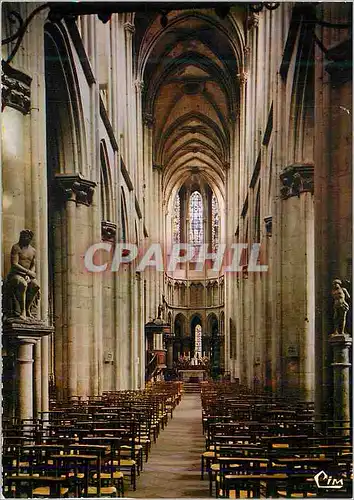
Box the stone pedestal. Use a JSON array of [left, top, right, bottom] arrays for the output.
[[329, 333, 352, 431], [3, 320, 54, 422]]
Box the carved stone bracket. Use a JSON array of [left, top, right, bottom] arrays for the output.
[[101, 220, 117, 242], [55, 173, 97, 206], [2, 61, 31, 114], [280, 163, 314, 199]]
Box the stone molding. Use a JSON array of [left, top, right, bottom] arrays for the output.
[[2, 61, 31, 115], [101, 220, 117, 242], [55, 173, 97, 206], [280, 163, 314, 199]]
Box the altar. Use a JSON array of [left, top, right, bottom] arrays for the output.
[[179, 369, 206, 383]]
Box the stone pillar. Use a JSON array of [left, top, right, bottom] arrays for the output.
[[17, 338, 36, 422], [55, 174, 96, 399], [279, 164, 315, 399], [329, 333, 352, 431], [165, 334, 174, 370]]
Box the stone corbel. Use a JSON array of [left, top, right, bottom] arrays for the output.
[[101, 220, 117, 242], [280, 163, 314, 199], [55, 173, 97, 206], [2, 61, 31, 114]]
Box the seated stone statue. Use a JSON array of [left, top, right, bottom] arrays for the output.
[[3, 230, 40, 321]]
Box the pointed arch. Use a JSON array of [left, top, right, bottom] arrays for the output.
[[44, 22, 88, 176]]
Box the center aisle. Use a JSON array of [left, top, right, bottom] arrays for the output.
[[129, 393, 208, 498]]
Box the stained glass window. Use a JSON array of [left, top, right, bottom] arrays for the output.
[[173, 193, 180, 244], [212, 194, 219, 252], [189, 191, 203, 246]]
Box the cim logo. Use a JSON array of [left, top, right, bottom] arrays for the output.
[[314, 470, 344, 489]]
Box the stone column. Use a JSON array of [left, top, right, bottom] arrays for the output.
[[165, 334, 174, 370], [17, 338, 36, 422], [55, 174, 96, 399], [279, 164, 315, 399], [329, 333, 352, 431]]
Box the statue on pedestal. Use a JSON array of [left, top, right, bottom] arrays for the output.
[[331, 279, 350, 335], [3, 230, 40, 321]]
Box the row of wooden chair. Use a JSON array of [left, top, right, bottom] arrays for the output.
[[199, 382, 352, 499], [2, 381, 183, 498]]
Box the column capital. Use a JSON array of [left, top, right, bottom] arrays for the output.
[[247, 12, 259, 30], [280, 163, 314, 199], [135, 79, 144, 92], [54, 173, 97, 206], [244, 45, 251, 56], [143, 112, 155, 128], [264, 215, 272, 236], [101, 220, 117, 242], [237, 72, 248, 86], [124, 22, 135, 35], [2, 61, 31, 115]]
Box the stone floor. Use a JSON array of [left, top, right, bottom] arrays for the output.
[[129, 393, 209, 498]]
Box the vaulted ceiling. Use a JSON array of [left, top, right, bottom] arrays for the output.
[[137, 9, 244, 199]]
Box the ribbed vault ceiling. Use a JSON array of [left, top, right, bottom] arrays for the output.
[[138, 9, 242, 197]]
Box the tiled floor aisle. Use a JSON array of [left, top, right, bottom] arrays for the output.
[[129, 393, 209, 498]]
